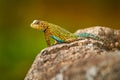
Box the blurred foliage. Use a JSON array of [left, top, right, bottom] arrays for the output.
[[0, 0, 120, 80]]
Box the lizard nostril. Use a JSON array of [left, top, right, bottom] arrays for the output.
[[33, 20, 40, 24]]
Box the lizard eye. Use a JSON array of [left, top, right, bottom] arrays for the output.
[[33, 20, 40, 24]]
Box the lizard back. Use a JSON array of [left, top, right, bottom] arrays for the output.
[[48, 23, 78, 42]]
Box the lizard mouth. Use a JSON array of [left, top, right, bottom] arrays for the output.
[[30, 23, 39, 29]]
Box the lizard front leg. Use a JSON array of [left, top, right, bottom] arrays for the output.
[[44, 32, 51, 46]]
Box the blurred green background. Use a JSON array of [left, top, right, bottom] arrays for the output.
[[0, 0, 120, 80]]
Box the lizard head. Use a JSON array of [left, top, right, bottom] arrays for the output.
[[30, 20, 48, 31]]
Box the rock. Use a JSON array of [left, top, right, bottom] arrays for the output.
[[25, 26, 120, 80], [75, 26, 120, 49]]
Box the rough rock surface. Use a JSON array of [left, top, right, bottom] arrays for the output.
[[25, 27, 120, 80]]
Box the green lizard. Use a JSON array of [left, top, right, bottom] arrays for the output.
[[31, 20, 100, 46]]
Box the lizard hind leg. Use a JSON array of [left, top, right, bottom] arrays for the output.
[[53, 41, 60, 45]]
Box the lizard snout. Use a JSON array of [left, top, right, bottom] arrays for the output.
[[30, 20, 40, 29]]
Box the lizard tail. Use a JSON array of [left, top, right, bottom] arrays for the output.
[[76, 32, 100, 40]]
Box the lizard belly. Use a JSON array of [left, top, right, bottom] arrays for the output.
[[50, 35, 65, 43]]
